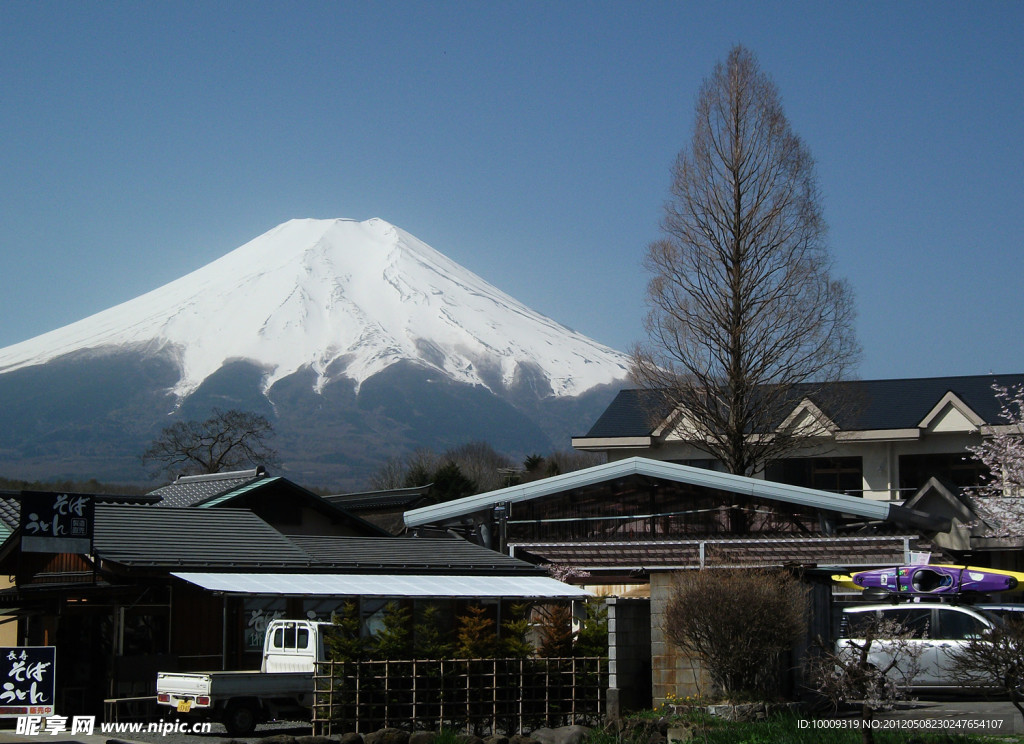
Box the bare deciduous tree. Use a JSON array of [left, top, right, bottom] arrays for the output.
[[631, 45, 859, 476], [663, 567, 809, 699], [142, 407, 278, 476]]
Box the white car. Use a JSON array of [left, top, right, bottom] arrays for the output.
[[836, 603, 1003, 690]]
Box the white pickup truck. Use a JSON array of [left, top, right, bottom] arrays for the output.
[[156, 619, 332, 736]]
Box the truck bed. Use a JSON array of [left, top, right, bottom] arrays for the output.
[[157, 670, 313, 699]]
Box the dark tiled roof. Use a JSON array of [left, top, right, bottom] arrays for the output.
[[94, 504, 312, 569], [819, 374, 1024, 431], [0, 494, 20, 532], [288, 535, 543, 574], [149, 468, 266, 507], [583, 374, 1024, 438], [0, 492, 160, 545], [325, 485, 433, 511], [516, 536, 921, 570], [581, 389, 670, 438]]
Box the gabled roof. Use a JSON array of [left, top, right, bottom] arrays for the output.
[[580, 388, 668, 440], [197, 475, 279, 507], [404, 457, 946, 532], [3, 502, 545, 576], [93, 504, 312, 569], [149, 467, 266, 507], [152, 469, 390, 537], [576, 374, 1024, 442], [325, 484, 433, 512], [918, 391, 987, 432], [0, 491, 160, 550]]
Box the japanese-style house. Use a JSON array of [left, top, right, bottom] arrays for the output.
[[0, 487, 586, 716], [403, 457, 952, 709]]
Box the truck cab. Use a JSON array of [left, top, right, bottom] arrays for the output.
[[262, 619, 331, 673]]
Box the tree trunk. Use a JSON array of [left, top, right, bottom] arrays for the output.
[[860, 703, 875, 744]]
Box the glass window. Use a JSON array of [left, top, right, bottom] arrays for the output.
[[766, 457, 862, 494], [899, 453, 987, 494], [881, 608, 932, 638], [936, 610, 987, 640]]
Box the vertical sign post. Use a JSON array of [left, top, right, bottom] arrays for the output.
[[0, 647, 56, 717]]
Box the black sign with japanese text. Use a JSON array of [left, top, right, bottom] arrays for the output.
[[0, 646, 56, 717], [19, 492, 94, 554]]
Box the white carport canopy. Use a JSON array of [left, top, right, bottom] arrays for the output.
[[172, 572, 592, 599]]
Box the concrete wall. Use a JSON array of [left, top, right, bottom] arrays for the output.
[[649, 572, 710, 704], [606, 597, 651, 715]]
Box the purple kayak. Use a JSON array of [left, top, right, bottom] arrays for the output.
[[851, 564, 1020, 595]]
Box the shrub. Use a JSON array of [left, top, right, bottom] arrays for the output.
[[663, 567, 808, 698]]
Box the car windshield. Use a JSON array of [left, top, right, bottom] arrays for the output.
[[976, 606, 1024, 626]]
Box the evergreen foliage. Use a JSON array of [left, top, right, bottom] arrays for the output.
[[372, 602, 413, 659], [453, 604, 498, 658], [413, 604, 454, 659], [537, 602, 575, 658], [326, 600, 369, 662], [429, 461, 477, 504], [500, 602, 535, 658]]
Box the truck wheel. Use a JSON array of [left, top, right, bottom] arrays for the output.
[[224, 701, 259, 737]]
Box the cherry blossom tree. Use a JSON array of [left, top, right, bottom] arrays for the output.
[[808, 616, 923, 744], [968, 383, 1024, 497]]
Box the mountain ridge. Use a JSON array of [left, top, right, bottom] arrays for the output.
[[0, 218, 628, 400]]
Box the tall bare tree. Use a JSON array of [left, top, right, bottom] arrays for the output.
[[142, 407, 278, 476], [631, 45, 859, 476]]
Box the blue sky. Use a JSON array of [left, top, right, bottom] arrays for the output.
[[1, 1, 1021, 381]]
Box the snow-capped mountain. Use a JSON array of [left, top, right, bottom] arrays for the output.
[[0, 218, 629, 400], [0, 218, 630, 487]]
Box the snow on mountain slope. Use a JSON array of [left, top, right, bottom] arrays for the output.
[[0, 218, 630, 399]]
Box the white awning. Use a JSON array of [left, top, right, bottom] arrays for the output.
[[171, 572, 592, 599]]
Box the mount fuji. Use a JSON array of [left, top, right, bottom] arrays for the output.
[[0, 218, 630, 488]]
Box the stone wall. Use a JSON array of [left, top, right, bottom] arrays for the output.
[[649, 572, 710, 703]]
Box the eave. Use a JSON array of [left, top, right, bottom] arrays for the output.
[[570, 436, 653, 450]]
